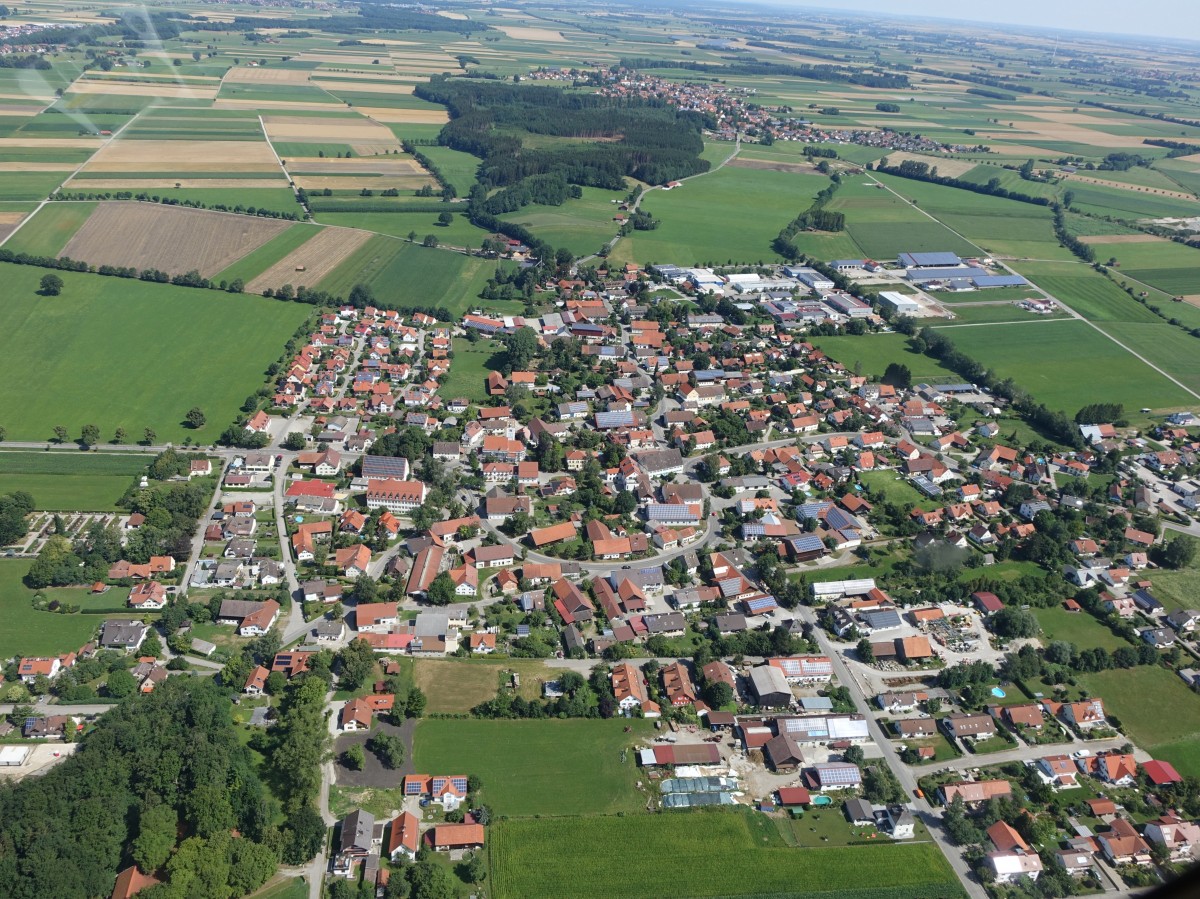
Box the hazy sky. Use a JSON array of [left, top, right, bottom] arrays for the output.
[[787, 1, 1200, 42]]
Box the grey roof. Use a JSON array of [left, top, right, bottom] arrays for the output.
[[860, 608, 902, 630], [899, 251, 962, 267], [340, 809, 375, 854], [972, 274, 1028, 287], [99, 620, 148, 647], [845, 798, 875, 821], [749, 665, 792, 703]]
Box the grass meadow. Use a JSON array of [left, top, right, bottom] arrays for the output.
[[413, 718, 651, 817], [810, 333, 961, 383], [490, 809, 965, 899], [437, 338, 504, 402], [1032, 604, 1133, 653], [0, 560, 103, 658], [0, 451, 149, 510], [0, 262, 310, 442], [4, 203, 96, 257]]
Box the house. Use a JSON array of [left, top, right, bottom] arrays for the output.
[[388, 811, 420, 862], [1143, 814, 1200, 860], [334, 543, 372, 578], [942, 712, 996, 741], [111, 866, 161, 899], [1003, 703, 1044, 730], [128, 582, 167, 610], [336, 809, 377, 872], [17, 656, 64, 684], [988, 821, 1029, 853], [340, 694, 394, 731], [216, 599, 280, 636], [468, 633, 496, 654], [661, 661, 696, 707], [471, 544, 514, 569], [1036, 755, 1079, 789], [988, 850, 1043, 884], [365, 478, 427, 513], [1081, 751, 1138, 786], [243, 665, 269, 695], [355, 601, 399, 633], [430, 823, 485, 853], [939, 780, 1012, 806], [98, 620, 149, 652], [612, 662, 660, 716], [763, 734, 805, 772], [1098, 817, 1153, 867], [844, 798, 875, 826], [806, 763, 862, 791], [1061, 698, 1107, 731], [894, 718, 937, 738]]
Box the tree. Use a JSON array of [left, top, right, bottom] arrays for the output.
[[144, 427, 157, 445], [437, 211, 453, 226], [991, 606, 1039, 639], [426, 571, 455, 606], [336, 638, 376, 691], [282, 804, 326, 864], [1161, 536, 1197, 570], [463, 853, 486, 884], [842, 744, 865, 765], [140, 631, 162, 659], [856, 638, 874, 663], [703, 680, 734, 708], [112, 427, 125, 444], [39, 273, 63, 296], [422, 234, 438, 248], [283, 432, 306, 451], [504, 327, 539, 371], [881, 362, 911, 388], [53, 425, 68, 443], [367, 731, 405, 769], [185, 407, 207, 429], [80, 424, 100, 447], [104, 668, 137, 698], [132, 803, 177, 874], [408, 859, 457, 899], [342, 744, 365, 770]]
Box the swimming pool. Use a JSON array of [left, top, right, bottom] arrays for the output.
[[991, 687, 1006, 698], [812, 795, 833, 807]]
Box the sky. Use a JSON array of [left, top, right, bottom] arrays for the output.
[[772, 0, 1200, 43]]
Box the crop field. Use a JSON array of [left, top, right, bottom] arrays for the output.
[[811, 333, 962, 383], [0, 451, 149, 511], [3, 203, 94, 256], [613, 166, 828, 266], [1085, 238, 1200, 297], [77, 139, 280, 174], [246, 226, 372, 294], [413, 719, 650, 817], [491, 810, 965, 899], [318, 235, 494, 316], [59, 203, 291, 276], [941, 320, 1195, 413], [315, 211, 488, 249], [0, 262, 309, 442], [1092, 323, 1200, 395], [212, 224, 319, 286], [0, 560, 103, 659]]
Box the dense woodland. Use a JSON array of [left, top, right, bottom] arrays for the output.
[[0, 679, 278, 899]]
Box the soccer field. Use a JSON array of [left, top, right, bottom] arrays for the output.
[[0, 263, 310, 442]]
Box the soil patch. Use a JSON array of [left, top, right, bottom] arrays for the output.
[[246, 225, 372, 293], [1077, 234, 1166, 245], [60, 203, 290, 277]]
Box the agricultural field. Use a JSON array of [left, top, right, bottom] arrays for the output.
[[314, 210, 488, 250], [612, 166, 829, 267], [935, 320, 1196, 414], [490, 810, 965, 899], [413, 718, 650, 817], [0, 262, 309, 443], [245, 226, 373, 294], [212, 224, 322, 287], [500, 186, 626, 257], [3, 202, 95, 257], [0, 451, 149, 511], [58, 203, 292, 277], [1087, 238, 1200, 298]]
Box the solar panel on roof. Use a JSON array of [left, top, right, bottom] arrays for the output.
[[362, 455, 411, 478], [746, 596, 778, 612], [595, 411, 634, 428]]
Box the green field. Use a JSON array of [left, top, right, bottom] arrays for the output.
[[318, 235, 496, 318], [935, 320, 1195, 414], [413, 718, 649, 817], [0, 451, 149, 511], [935, 305, 1066, 325], [500, 186, 625, 257], [810, 333, 961, 383], [1086, 238, 1200, 298], [0, 560, 103, 659], [491, 810, 965, 899], [4, 203, 95, 257], [315, 210, 487, 250], [858, 470, 938, 510], [0, 263, 309, 442], [416, 145, 480, 195], [1033, 604, 1133, 652], [613, 166, 828, 266], [1079, 666, 1200, 775], [437, 338, 503, 401], [1010, 261, 1161, 323]]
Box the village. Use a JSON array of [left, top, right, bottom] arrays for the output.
[[3, 239, 1199, 899]]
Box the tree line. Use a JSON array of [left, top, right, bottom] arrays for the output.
[[773, 174, 845, 259]]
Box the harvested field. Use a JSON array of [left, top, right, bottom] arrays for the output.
[[881, 151, 979, 178], [0, 162, 73, 172], [495, 25, 566, 41], [83, 139, 278, 172], [60, 204, 290, 277], [213, 100, 340, 112], [246, 225, 372, 293], [355, 107, 449, 124], [263, 115, 397, 143], [349, 143, 404, 156], [1066, 173, 1197, 201], [223, 67, 313, 85], [1, 138, 102, 148], [67, 81, 219, 100], [62, 178, 287, 189], [727, 158, 817, 174], [1078, 233, 1166, 244], [286, 157, 424, 174]]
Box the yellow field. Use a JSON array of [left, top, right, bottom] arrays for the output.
[[63, 178, 287, 189], [222, 67, 313, 84], [354, 107, 449, 124], [82, 139, 278, 172], [67, 81, 219, 100], [263, 115, 398, 142], [495, 25, 567, 41]]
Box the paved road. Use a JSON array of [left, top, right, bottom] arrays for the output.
[[795, 604, 988, 899]]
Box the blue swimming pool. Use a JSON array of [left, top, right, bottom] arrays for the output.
[[991, 687, 1006, 698]]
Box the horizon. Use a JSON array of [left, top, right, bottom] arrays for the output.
[[757, 0, 1200, 44]]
